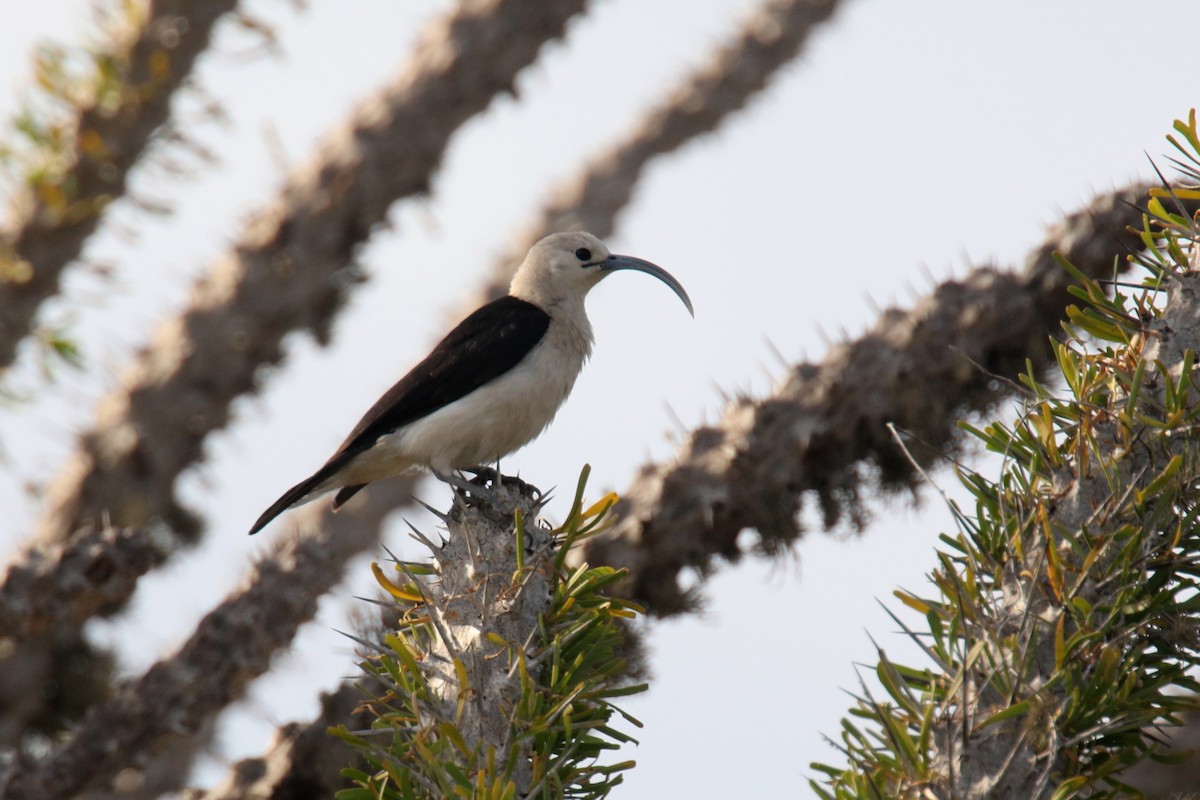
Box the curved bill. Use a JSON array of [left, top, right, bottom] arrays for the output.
[[601, 254, 695, 317]]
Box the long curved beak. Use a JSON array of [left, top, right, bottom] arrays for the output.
[[601, 254, 695, 317]]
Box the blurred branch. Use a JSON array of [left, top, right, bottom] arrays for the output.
[[0, 0, 240, 374], [181, 684, 367, 800], [478, 0, 846, 299], [177, 485, 407, 800], [79, 723, 216, 800], [0, 522, 165, 639], [32, 0, 591, 546], [0, 501, 381, 800], [0, 468, 405, 645], [580, 183, 1181, 615]]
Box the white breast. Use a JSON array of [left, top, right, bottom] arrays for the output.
[[345, 312, 594, 481]]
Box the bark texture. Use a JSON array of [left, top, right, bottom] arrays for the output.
[[420, 480, 551, 794], [0, 523, 166, 640]]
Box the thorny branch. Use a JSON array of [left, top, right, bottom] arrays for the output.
[[580, 184, 1180, 615], [0, 499, 382, 800], [0, 0, 240, 374]]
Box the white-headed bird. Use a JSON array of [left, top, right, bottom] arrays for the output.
[[249, 231, 692, 534]]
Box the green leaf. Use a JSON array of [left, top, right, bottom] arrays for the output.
[[1137, 453, 1183, 504], [1055, 614, 1067, 669], [980, 701, 1031, 729], [1049, 775, 1089, 800]]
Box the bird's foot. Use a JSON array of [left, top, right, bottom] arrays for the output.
[[433, 468, 508, 512], [432, 468, 543, 514], [433, 468, 487, 498], [463, 466, 542, 501]]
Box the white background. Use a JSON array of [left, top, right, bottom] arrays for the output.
[[2, 1, 1197, 796]]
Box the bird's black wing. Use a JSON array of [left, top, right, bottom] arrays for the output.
[[329, 295, 551, 461], [249, 296, 550, 534]]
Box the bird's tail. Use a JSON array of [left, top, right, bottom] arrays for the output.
[[332, 483, 367, 510], [248, 471, 331, 535], [249, 446, 390, 533]]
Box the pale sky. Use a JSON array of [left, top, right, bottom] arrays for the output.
[[2, 1, 1198, 796]]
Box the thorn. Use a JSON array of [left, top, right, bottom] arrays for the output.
[[815, 322, 831, 347], [763, 337, 789, 370], [333, 628, 388, 654], [351, 595, 394, 608], [535, 486, 556, 510], [865, 288, 887, 318], [663, 401, 687, 439], [406, 521, 443, 556], [412, 496, 451, 523], [917, 261, 937, 288]]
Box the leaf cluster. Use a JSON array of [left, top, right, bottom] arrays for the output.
[[0, 1, 148, 226], [333, 470, 646, 800], [813, 113, 1200, 798]]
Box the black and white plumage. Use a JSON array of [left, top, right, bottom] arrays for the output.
[[248, 231, 692, 535]]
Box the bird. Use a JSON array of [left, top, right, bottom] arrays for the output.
[[248, 231, 693, 534]]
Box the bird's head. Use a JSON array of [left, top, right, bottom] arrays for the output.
[[509, 232, 694, 316]]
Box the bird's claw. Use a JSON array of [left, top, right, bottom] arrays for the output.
[[433, 467, 542, 512], [463, 466, 541, 501]]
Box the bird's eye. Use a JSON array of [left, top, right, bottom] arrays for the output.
[[574, 247, 592, 262]]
